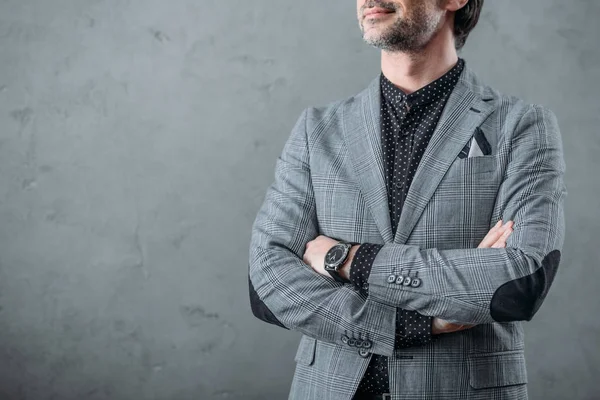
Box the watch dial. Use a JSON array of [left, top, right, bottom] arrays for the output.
[[327, 246, 345, 264]]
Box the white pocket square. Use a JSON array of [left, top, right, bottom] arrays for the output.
[[458, 127, 492, 159]]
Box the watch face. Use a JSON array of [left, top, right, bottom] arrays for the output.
[[325, 244, 348, 268]]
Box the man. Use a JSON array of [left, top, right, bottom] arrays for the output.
[[248, 0, 567, 398]]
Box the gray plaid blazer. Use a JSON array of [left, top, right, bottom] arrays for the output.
[[248, 63, 567, 400]]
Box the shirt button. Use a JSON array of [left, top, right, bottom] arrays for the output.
[[387, 274, 397, 283], [394, 180, 405, 189]]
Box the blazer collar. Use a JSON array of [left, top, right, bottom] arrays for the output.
[[343, 62, 496, 244]]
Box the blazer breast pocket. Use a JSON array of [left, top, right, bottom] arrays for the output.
[[444, 155, 498, 182]]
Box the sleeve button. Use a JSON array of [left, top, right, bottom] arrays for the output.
[[387, 274, 397, 283], [411, 278, 421, 288], [358, 348, 370, 358]]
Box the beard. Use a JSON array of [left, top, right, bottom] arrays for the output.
[[360, 2, 443, 53]]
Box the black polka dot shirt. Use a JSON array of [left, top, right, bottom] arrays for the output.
[[350, 58, 465, 395]]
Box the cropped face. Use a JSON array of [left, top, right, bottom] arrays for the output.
[[356, 0, 446, 52]]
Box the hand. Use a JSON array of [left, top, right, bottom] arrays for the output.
[[303, 235, 341, 277], [477, 219, 514, 249], [431, 219, 514, 335]]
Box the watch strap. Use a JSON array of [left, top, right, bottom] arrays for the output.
[[327, 268, 350, 283]]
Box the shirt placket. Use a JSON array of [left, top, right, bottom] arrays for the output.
[[392, 98, 413, 218]]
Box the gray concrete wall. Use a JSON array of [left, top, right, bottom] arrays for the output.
[[0, 1, 597, 399]]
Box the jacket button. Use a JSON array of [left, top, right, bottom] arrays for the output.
[[403, 276, 412, 286], [358, 348, 370, 358], [411, 278, 421, 288], [387, 274, 397, 283]]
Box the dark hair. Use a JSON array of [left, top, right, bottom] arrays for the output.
[[453, 0, 484, 50]]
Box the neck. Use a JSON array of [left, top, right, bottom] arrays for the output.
[[380, 29, 459, 94]]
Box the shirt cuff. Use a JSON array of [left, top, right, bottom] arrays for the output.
[[349, 243, 383, 296]]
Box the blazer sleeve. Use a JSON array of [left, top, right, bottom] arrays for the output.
[[350, 243, 436, 348], [248, 107, 398, 357], [363, 104, 567, 325]]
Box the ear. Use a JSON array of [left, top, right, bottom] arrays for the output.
[[442, 0, 470, 12]]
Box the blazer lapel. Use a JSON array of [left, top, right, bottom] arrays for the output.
[[344, 64, 495, 245], [393, 66, 495, 244], [343, 74, 394, 243]]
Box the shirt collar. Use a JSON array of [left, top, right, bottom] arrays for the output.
[[380, 58, 465, 110]]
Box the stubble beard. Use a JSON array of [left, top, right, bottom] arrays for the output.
[[360, 5, 442, 53]]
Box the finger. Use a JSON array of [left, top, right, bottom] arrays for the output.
[[501, 227, 513, 238], [488, 220, 503, 235], [478, 226, 501, 248], [455, 323, 477, 332], [494, 227, 512, 244], [446, 324, 467, 333], [491, 228, 513, 248], [484, 221, 512, 245], [455, 324, 475, 332], [478, 220, 506, 248], [488, 220, 510, 237]]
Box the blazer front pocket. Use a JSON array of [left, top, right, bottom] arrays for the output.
[[294, 335, 317, 366], [467, 349, 528, 389]]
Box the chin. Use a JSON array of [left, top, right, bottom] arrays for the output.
[[362, 26, 388, 40]]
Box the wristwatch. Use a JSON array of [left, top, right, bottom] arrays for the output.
[[324, 240, 360, 283]]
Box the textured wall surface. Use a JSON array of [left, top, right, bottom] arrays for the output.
[[0, 1, 597, 399]]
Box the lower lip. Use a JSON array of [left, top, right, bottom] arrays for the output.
[[365, 11, 393, 18]]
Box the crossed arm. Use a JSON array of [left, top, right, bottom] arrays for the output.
[[248, 104, 567, 356], [302, 220, 514, 338]]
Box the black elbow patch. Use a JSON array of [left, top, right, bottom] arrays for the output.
[[248, 273, 288, 329], [490, 250, 561, 322]]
